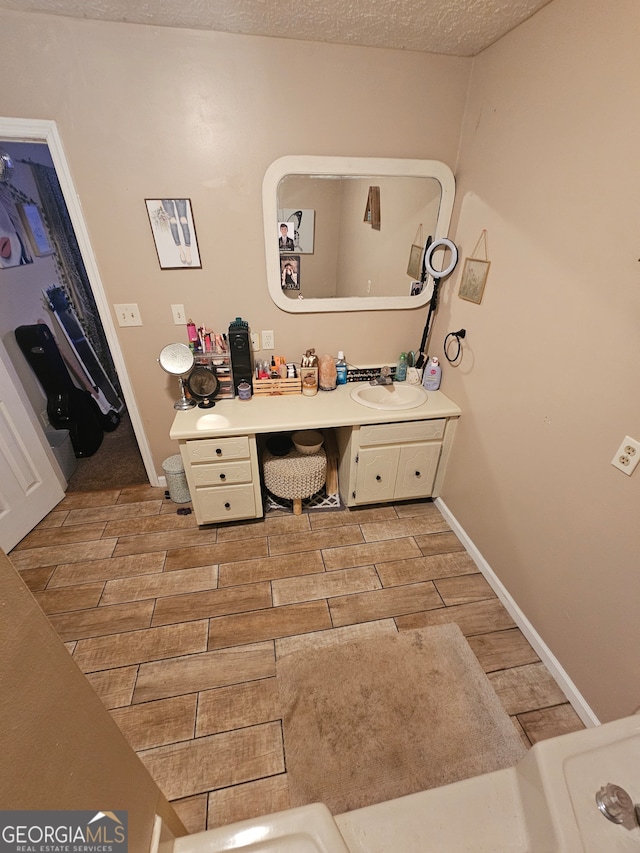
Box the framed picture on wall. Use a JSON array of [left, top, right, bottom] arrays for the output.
[[145, 198, 202, 269], [458, 257, 491, 304], [17, 203, 54, 257]]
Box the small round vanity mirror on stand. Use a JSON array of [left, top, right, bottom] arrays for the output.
[[186, 364, 220, 409], [158, 343, 196, 410]]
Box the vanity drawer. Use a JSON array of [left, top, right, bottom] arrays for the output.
[[190, 460, 253, 488], [359, 419, 446, 446], [185, 436, 250, 463], [195, 483, 256, 522]]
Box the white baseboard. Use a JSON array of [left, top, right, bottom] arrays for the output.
[[434, 497, 600, 728]]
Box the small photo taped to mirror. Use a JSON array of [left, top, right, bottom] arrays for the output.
[[281, 255, 300, 290], [278, 221, 295, 253]]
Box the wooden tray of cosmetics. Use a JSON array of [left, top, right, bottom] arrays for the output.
[[253, 378, 302, 396]]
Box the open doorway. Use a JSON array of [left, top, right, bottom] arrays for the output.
[[0, 117, 155, 492]]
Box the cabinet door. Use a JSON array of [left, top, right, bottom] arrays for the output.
[[395, 443, 441, 500], [354, 446, 400, 503]]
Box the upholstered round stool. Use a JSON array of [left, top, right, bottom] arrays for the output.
[[262, 448, 327, 515]]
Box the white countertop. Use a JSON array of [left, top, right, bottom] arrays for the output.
[[170, 382, 461, 440]]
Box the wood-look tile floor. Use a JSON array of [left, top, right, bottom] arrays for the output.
[[10, 487, 585, 834]]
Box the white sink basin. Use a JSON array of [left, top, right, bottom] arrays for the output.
[[173, 804, 350, 852], [195, 413, 231, 430], [350, 382, 428, 411]]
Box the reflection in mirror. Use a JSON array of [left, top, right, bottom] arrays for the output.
[[263, 156, 455, 313], [278, 175, 440, 300]]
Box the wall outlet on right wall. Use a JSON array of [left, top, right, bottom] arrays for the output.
[[611, 436, 640, 476]]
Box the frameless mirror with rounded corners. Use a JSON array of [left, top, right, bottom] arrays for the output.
[[263, 155, 455, 313]]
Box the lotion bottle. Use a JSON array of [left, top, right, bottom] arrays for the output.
[[422, 356, 442, 391], [396, 352, 408, 382]]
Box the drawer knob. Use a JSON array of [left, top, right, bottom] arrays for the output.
[[216, 448, 222, 456], [224, 502, 231, 509], [219, 473, 226, 481]]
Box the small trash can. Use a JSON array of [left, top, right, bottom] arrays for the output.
[[162, 454, 191, 503], [46, 428, 78, 481]]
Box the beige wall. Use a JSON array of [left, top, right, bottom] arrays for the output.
[[2, 0, 638, 724], [0, 548, 184, 850], [336, 177, 440, 297], [434, 0, 640, 722], [0, 9, 469, 475]]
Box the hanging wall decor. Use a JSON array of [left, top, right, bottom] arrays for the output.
[[146, 198, 201, 269], [279, 209, 315, 254], [363, 186, 380, 230], [459, 229, 491, 304]]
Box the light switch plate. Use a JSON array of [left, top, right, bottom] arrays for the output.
[[171, 304, 186, 324], [114, 303, 142, 327]]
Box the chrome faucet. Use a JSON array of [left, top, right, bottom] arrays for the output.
[[370, 366, 393, 386]]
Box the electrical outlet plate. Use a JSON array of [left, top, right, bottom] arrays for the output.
[[611, 435, 640, 476], [114, 303, 142, 327], [171, 304, 186, 325], [250, 331, 261, 351], [262, 330, 275, 350]]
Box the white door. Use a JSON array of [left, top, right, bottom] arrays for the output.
[[0, 343, 65, 552]]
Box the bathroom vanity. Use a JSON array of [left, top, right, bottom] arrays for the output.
[[169, 383, 461, 524]]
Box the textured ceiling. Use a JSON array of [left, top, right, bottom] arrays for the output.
[[0, 0, 554, 57]]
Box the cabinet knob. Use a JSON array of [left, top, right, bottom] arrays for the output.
[[224, 502, 231, 509], [415, 471, 421, 478], [216, 448, 222, 456], [376, 475, 382, 481], [219, 473, 226, 480]]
